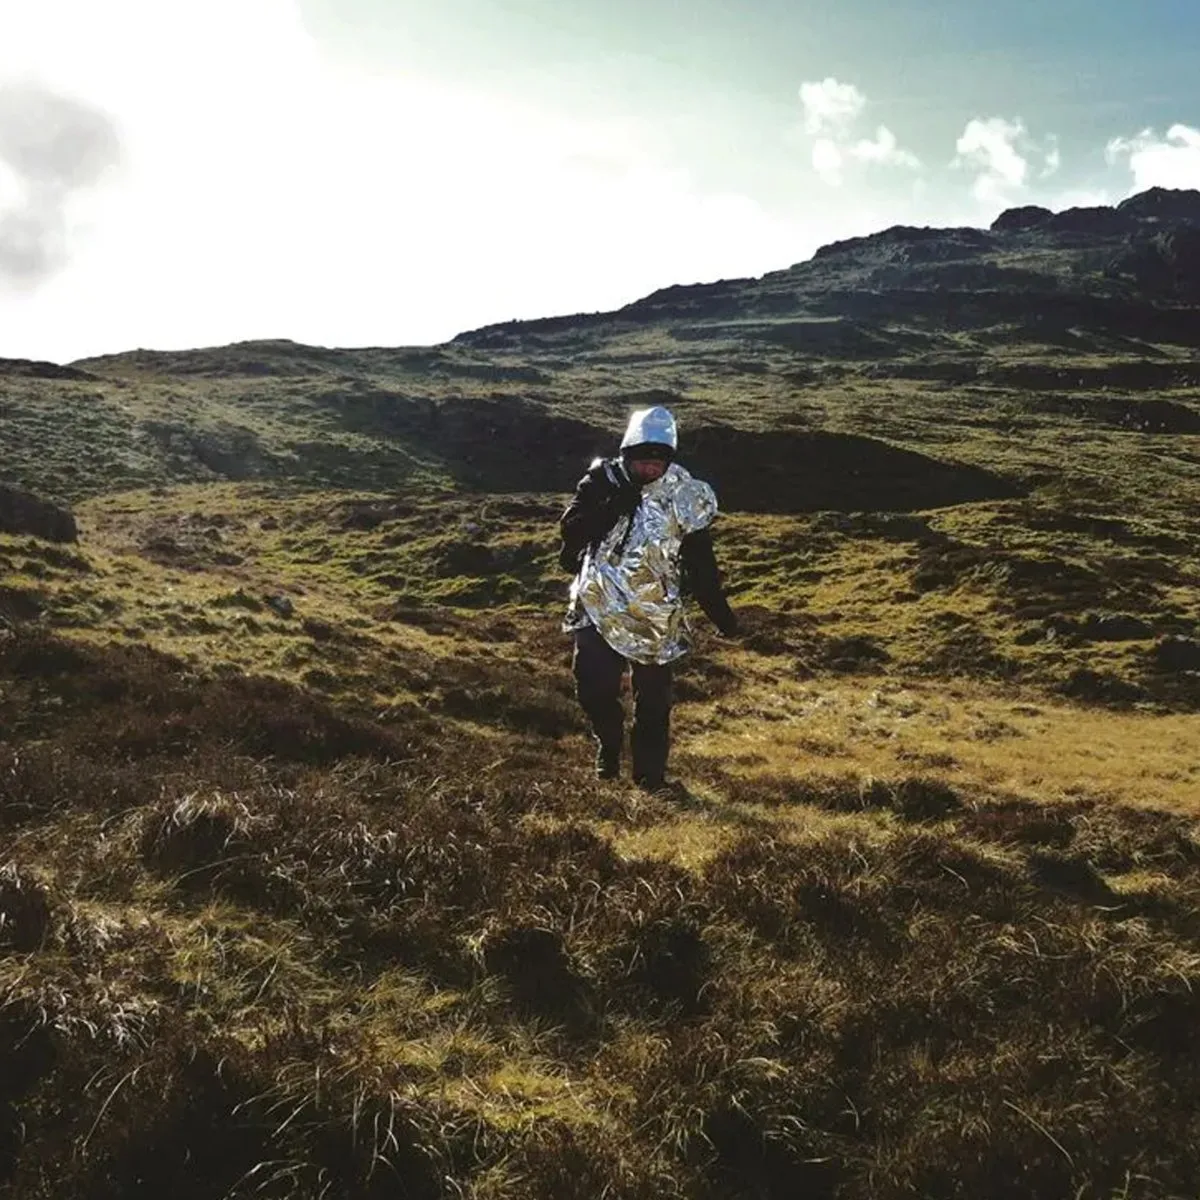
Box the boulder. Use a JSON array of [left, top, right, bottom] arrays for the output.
[[1117, 187, 1200, 224], [0, 485, 77, 543], [1061, 668, 1144, 704], [1150, 636, 1200, 673], [265, 594, 295, 618], [991, 205, 1053, 233], [1082, 613, 1154, 642]]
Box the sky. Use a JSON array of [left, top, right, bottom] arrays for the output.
[[1, 0, 1198, 363]]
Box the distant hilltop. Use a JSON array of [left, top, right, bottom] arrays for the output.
[[994, 186, 1200, 231], [456, 186, 1200, 348], [7, 187, 1198, 369], [812, 185, 1200, 260]]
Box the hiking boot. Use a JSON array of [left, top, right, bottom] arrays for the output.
[[633, 774, 666, 794], [595, 744, 621, 780], [634, 777, 691, 802]]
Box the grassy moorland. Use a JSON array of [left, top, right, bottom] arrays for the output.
[[2, 192, 1200, 1198]]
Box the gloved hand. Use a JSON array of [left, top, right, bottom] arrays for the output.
[[604, 471, 642, 515], [705, 600, 734, 638]]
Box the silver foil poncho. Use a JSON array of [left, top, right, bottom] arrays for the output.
[[564, 463, 718, 665]]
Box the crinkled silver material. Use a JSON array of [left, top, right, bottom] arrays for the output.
[[564, 463, 718, 665], [620, 405, 678, 451]]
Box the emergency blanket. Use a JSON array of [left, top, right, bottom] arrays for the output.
[[565, 463, 717, 665]]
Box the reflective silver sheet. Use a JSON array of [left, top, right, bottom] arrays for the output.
[[564, 463, 718, 665]]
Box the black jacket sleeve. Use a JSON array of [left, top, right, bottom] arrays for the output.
[[558, 460, 640, 574], [681, 528, 738, 636]]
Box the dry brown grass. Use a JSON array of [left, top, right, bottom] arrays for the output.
[[6, 205, 1200, 1195], [682, 662, 1200, 815], [3, 595, 1200, 1199], [2, 465, 1200, 1198]]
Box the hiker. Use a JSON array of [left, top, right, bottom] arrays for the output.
[[559, 406, 739, 791]]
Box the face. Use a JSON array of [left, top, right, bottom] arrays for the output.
[[628, 457, 667, 484]]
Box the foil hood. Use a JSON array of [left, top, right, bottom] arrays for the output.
[[620, 406, 678, 452]]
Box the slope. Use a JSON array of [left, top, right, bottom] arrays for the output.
[[2, 189, 1200, 1199]]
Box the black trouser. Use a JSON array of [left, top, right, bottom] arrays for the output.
[[573, 626, 672, 785]]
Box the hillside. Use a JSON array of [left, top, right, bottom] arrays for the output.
[[2, 189, 1200, 1198], [4, 187, 1200, 707]]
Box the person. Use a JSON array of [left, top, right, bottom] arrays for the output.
[[559, 406, 738, 791]]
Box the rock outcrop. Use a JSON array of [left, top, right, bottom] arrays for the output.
[[0, 358, 96, 381], [1045, 206, 1134, 237], [1117, 187, 1200, 224], [991, 206, 1053, 233], [452, 187, 1200, 351], [1112, 227, 1200, 298], [0, 485, 78, 543]]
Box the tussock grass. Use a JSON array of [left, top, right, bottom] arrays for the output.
[[5, 216, 1200, 1194], [0, 436, 1195, 1199], [3, 623, 1200, 1198]]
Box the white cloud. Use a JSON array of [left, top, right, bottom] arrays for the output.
[[0, 0, 817, 361], [954, 116, 1059, 206], [0, 158, 22, 211], [0, 82, 121, 285], [800, 77, 866, 135], [955, 118, 1028, 200], [811, 137, 845, 185], [1106, 124, 1200, 192], [850, 126, 921, 170], [798, 78, 919, 187]]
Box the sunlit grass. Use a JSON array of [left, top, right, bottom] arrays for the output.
[[4, 279, 1200, 1195], [682, 665, 1200, 813]]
